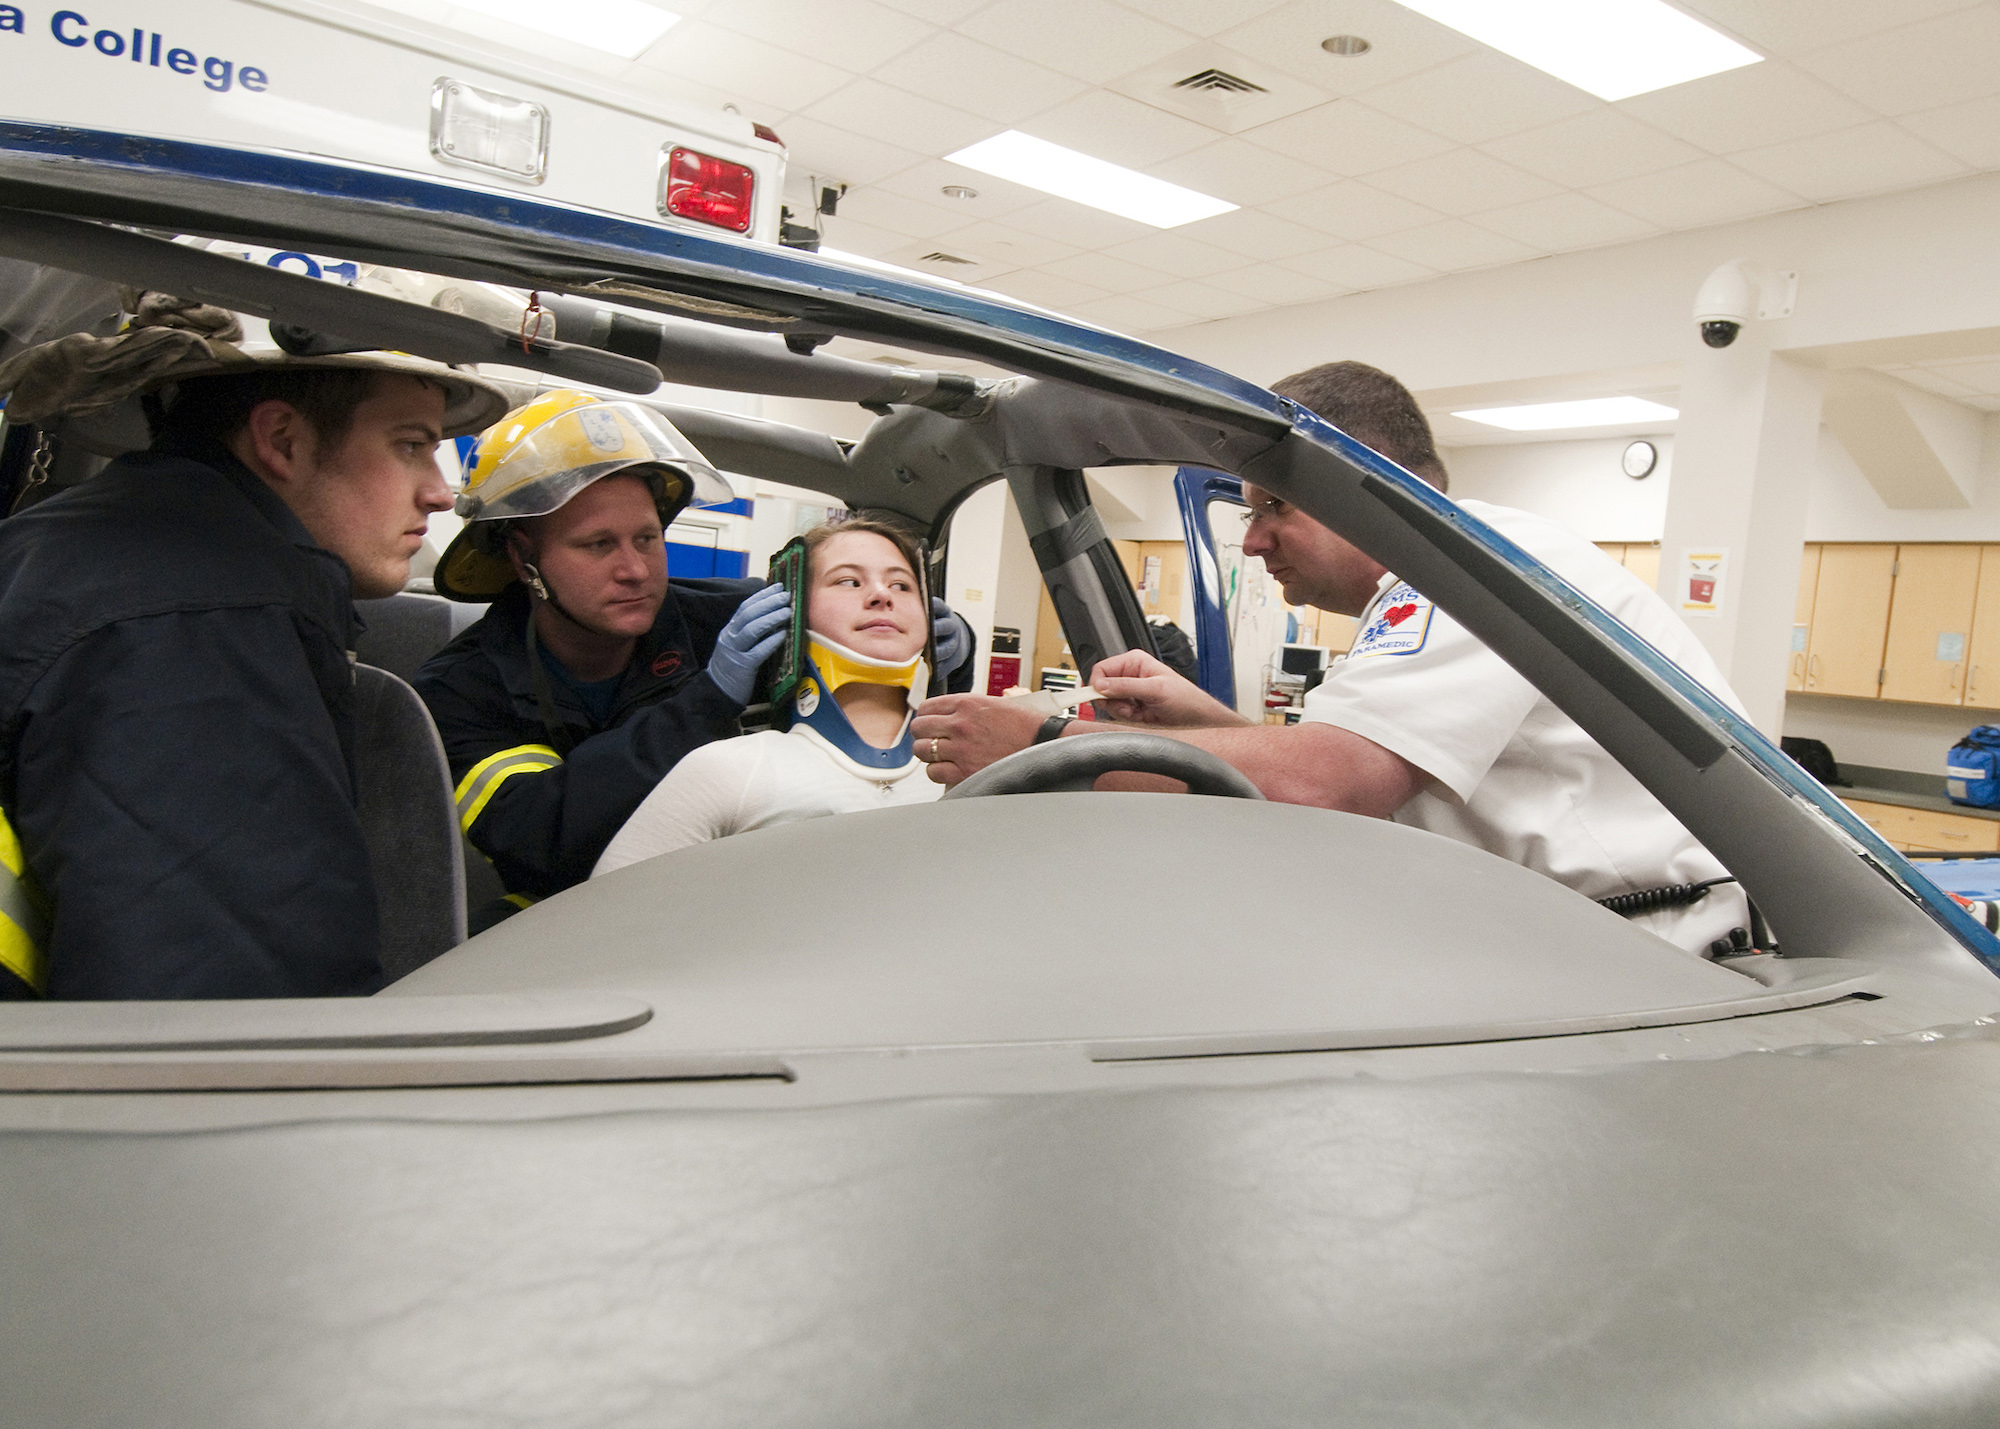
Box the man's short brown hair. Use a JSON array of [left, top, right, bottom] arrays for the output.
[[147, 368, 382, 452], [1269, 361, 1449, 493]]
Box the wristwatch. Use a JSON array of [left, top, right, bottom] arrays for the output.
[[1034, 714, 1075, 744]]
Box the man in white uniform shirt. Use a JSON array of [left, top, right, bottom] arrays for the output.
[[914, 362, 1750, 956]]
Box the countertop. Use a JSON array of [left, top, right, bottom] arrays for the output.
[[1836, 764, 2000, 822]]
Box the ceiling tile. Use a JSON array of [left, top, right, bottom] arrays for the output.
[[1141, 277, 1279, 319], [835, 185, 988, 239], [802, 79, 995, 155], [1202, 263, 1343, 305], [873, 159, 1048, 218], [1176, 206, 1330, 258], [1110, 0, 1291, 40], [1479, 110, 1706, 190], [1616, 63, 1875, 154], [1900, 94, 2000, 170], [1472, 192, 1659, 252], [1729, 121, 1968, 203], [777, 116, 929, 187], [932, 219, 1086, 268], [1017, 90, 1220, 169], [866, 32, 1089, 125], [1677, 0, 1978, 54], [874, 0, 985, 20], [1214, 0, 1476, 92], [1587, 158, 1805, 228], [1243, 100, 1456, 177], [1150, 138, 1335, 207], [631, 18, 854, 110], [1094, 230, 1249, 278], [1264, 180, 1445, 240], [1797, 6, 2000, 117], [810, 215, 920, 259], [1364, 219, 1541, 272], [879, 238, 1016, 284], [958, 0, 1197, 85], [701, 0, 933, 73], [1367, 148, 1562, 217], [976, 268, 1116, 312], [1278, 244, 1435, 291], [1069, 292, 1204, 334], [994, 196, 1161, 249], [1040, 250, 1177, 294], [1359, 50, 1599, 146]]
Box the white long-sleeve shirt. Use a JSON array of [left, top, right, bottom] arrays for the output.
[[592, 724, 942, 876]]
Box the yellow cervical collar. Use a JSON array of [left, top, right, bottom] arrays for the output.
[[806, 633, 929, 710]]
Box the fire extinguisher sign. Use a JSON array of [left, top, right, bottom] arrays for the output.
[[1679, 548, 1729, 617]]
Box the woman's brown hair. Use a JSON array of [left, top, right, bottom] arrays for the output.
[[799, 516, 927, 596]]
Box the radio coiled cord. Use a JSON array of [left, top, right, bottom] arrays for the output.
[[1597, 876, 1738, 917]]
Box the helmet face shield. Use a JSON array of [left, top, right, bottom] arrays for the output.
[[457, 398, 730, 523], [433, 391, 734, 601]]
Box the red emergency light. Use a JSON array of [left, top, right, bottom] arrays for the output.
[[663, 147, 756, 233]]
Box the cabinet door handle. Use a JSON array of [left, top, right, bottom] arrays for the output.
[[1941, 830, 1972, 841], [1807, 653, 1821, 686]]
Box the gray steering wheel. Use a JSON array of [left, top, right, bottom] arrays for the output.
[[941, 731, 1267, 800]]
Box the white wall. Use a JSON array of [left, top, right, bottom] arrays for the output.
[[1443, 437, 1672, 542], [1805, 425, 2000, 543], [1158, 170, 2000, 396], [1782, 694, 1979, 776]]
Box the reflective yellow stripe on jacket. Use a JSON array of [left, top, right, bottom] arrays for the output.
[[0, 809, 48, 994], [454, 745, 563, 834]]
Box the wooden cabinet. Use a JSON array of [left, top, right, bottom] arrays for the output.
[[1801, 544, 1896, 697], [1881, 544, 1982, 704], [1801, 542, 2000, 710], [1842, 798, 2000, 853], [1595, 542, 1662, 589], [1787, 544, 1822, 693], [1967, 547, 2000, 710]]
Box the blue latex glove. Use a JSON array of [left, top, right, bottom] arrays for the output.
[[708, 582, 792, 705], [931, 597, 972, 679]]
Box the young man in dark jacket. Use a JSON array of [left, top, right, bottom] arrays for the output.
[[0, 301, 505, 998]]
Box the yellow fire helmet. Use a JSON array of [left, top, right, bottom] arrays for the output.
[[434, 390, 733, 601]]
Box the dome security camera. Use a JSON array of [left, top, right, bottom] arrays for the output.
[[1692, 260, 1797, 350], [1694, 261, 1752, 348]]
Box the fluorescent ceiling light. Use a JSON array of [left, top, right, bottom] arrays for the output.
[[1394, 0, 1760, 101], [446, 0, 678, 60], [944, 131, 1237, 230], [1453, 396, 1678, 431]]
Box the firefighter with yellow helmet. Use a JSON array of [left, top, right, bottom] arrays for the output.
[[414, 390, 971, 909]]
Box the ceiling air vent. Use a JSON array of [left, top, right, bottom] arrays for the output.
[[1172, 68, 1268, 96], [917, 251, 978, 266]]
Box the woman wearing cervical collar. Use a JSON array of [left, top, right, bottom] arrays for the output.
[[592, 519, 942, 875]]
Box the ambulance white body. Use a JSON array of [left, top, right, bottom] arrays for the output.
[[0, 0, 787, 242]]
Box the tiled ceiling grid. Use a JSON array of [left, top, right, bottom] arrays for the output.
[[369, 0, 2000, 339]]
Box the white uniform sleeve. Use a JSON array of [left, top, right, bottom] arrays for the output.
[[1300, 582, 1540, 805], [591, 737, 765, 876]]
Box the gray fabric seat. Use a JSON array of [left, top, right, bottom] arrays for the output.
[[351, 664, 467, 983], [353, 589, 485, 683]]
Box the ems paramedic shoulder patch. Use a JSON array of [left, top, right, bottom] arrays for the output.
[[1351, 582, 1433, 658]]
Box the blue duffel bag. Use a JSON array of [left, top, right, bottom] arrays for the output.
[[1947, 726, 2000, 807]]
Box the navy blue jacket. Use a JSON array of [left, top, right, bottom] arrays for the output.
[[0, 445, 382, 999], [414, 579, 760, 898]]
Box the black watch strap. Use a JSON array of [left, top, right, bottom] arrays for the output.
[[1034, 714, 1075, 744]]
